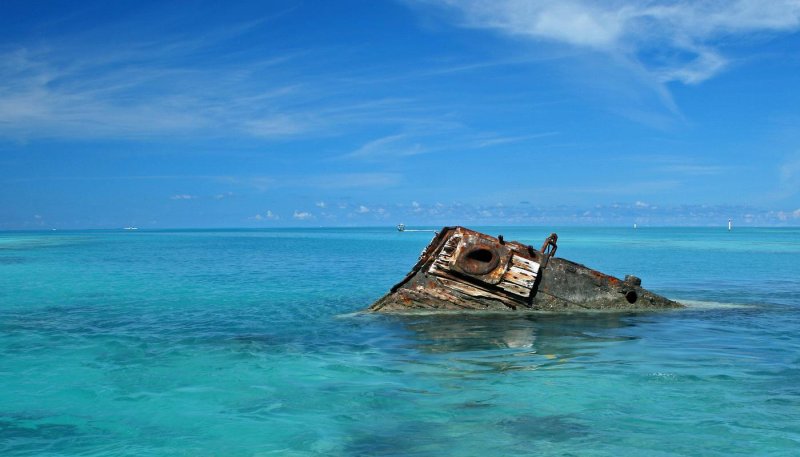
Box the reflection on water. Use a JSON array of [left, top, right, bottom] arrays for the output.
[[350, 312, 649, 381], [390, 312, 640, 353]]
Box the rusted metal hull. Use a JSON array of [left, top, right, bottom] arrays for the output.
[[369, 226, 682, 312]]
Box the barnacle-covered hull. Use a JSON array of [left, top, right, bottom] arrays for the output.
[[369, 226, 682, 312]]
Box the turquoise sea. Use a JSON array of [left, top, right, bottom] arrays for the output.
[[1, 227, 799, 456]]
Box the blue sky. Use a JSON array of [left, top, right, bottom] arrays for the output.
[[2, 0, 800, 228]]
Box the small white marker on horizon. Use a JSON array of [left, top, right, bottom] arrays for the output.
[[728, 219, 732, 231], [633, 223, 637, 229]]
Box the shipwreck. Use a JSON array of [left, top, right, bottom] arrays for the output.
[[370, 226, 682, 312]]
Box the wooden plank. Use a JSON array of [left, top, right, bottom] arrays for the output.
[[429, 235, 460, 277], [502, 266, 536, 288], [502, 256, 538, 294], [508, 265, 536, 279], [496, 280, 531, 297], [511, 255, 540, 274], [437, 277, 520, 307], [438, 277, 490, 298], [402, 287, 469, 309], [415, 285, 463, 306], [507, 265, 536, 280]]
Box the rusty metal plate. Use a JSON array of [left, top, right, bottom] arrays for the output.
[[448, 233, 511, 285]]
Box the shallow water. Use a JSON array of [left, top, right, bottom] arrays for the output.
[[1, 227, 798, 456]]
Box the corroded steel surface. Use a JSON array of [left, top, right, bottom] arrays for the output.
[[369, 226, 682, 312]]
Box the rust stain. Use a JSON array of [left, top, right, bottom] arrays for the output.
[[592, 270, 620, 285]]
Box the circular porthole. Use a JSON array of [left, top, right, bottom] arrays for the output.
[[458, 247, 500, 275]]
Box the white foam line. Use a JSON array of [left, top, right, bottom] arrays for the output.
[[337, 300, 759, 318], [677, 299, 756, 310]]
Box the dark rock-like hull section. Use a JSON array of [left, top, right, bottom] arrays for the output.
[[369, 226, 682, 312]]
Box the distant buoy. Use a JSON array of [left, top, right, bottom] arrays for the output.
[[728, 219, 732, 231], [633, 223, 637, 229]]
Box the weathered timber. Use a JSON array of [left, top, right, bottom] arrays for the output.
[[369, 226, 682, 312]]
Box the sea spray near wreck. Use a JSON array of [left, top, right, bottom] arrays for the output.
[[371, 226, 682, 312]]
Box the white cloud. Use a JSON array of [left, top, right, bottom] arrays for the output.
[[658, 163, 728, 176], [0, 34, 422, 141], [250, 201, 800, 226], [170, 194, 196, 200], [293, 210, 314, 220], [343, 134, 427, 159], [303, 173, 402, 189], [471, 132, 558, 148], [425, 0, 800, 84], [214, 192, 234, 200], [316, 201, 326, 208], [217, 173, 399, 192], [253, 210, 280, 221], [243, 114, 313, 137]]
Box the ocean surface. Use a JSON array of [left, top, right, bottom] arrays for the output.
[[1, 227, 798, 456]]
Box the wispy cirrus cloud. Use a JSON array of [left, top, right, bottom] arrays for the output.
[[0, 10, 564, 147], [420, 0, 800, 86], [0, 43, 303, 140], [3, 172, 402, 191], [0, 24, 443, 142], [636, 155, 732, 176], [0, 41, 473, 143], [657, 164, 729, 176], [470, 132, 559, 149], [223, 172, 403, 190], [341, 130, 559, 161], [243, 113, 316, 138], [302, 172, 403, 189], [341, 134, 428, 160]]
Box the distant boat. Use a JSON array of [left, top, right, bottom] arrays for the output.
[[123, 227, 139, 231], [396, 223, 436, 233]]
